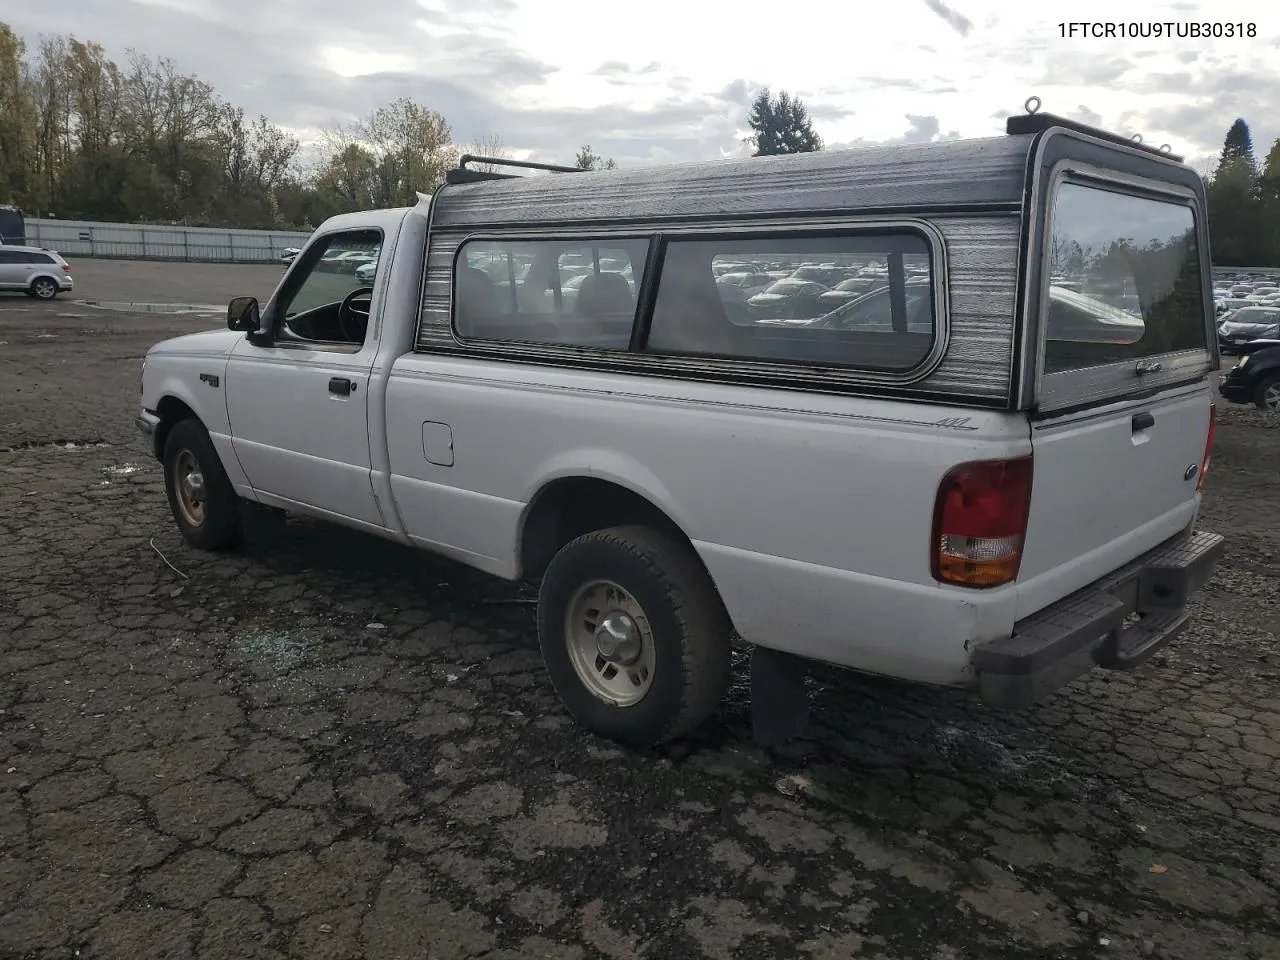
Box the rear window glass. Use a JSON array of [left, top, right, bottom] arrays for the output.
[[1045, 182, 1207, 374], [644, 232, 936, 373]]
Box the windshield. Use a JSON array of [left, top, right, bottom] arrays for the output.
[[1226, 307, 1280, 324]]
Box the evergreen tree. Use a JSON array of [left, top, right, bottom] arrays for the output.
[[1207, 121, 1268, 266], [746, 88, 822, 157], [1219, 118, 1256, 172]]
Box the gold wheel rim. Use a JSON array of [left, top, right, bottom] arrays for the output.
[[564, 579, 656, 707], [172, 449, 206, 526]]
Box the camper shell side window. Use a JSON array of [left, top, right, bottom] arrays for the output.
[[449, 223, 948, 381]]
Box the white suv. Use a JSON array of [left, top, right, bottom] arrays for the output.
[[0, 245, 74, 299]]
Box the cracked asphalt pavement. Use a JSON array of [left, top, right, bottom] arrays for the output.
[[2, 261, 1279, 960]]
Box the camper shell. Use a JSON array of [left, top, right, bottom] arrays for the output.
[[418, 112, 1217, 416]]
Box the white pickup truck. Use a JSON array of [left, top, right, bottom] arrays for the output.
[[137, 107, 1224, 747]]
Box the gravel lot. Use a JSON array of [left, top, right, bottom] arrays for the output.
[[1, 262, 1278, 960]]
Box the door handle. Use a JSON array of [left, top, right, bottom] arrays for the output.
[[1132, 411, 1155, 432], [328, 377, 355, 396]]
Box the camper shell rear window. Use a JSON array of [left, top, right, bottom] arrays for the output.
[[1044, 182, 1208, 374]]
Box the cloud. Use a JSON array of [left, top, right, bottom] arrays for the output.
[[1, 0, 1274, 176], [922, 0, 974, 36], [829, 114, 961, 150], [593, 61, 632, 76], [592, 60, 663, 84], [896, 115, 962, 143], [1031, 52, 1134, 87], [715, 79, 756, 106], [1069, 105, 1102, 127]]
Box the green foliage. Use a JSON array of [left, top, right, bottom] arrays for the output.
[[0, 23, 468, 228], [746, 88, 822, 157], [1207, 119, 1276, 266], [574, 144, 616, 170]]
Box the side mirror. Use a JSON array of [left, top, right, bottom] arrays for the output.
[[227, 296, 260, 332]]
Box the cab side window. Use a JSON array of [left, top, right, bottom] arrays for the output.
[[274, 231, 381, 348]]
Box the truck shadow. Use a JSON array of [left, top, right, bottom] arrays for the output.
[[229, 511, 1133, 806]]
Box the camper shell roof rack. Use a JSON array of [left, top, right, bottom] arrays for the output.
[[445, 154, 583, 185], [1007, 96, 1183, 163]]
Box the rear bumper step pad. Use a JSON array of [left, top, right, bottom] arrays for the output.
[[974, 530, 1225, 709]]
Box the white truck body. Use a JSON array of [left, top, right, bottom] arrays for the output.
[[137, 118, 1224, 745]]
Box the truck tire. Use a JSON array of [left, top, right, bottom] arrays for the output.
[[1254, 373, 1280, 412], [537, 525, 732, 747], [162, 418, 243, 551]]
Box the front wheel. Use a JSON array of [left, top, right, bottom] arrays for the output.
[[1255, 374, 1280, 412], [537, 526, 732, 747], [30, 277, 59, 300], [163, 419, 243, 551]]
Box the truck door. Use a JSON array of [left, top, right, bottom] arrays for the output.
[[224, 228, 384, 529]]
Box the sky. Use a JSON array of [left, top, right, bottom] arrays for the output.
[[5, 0, 1277, 175]]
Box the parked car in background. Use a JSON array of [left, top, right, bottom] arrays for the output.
[[313, 250, 372, 274], [1218, 297, 1254, 316], [280, 247, 301, 266], [1042, 286, 1146, 345], [0, 245, 73, 299], [807, 278, 933, 331], [713, 261, 766, 277], [747, 278, 830, 320], [1218, 307, 1280, 355], [716, 271, 772, 293], [355, 260, 378, 284], [1219, 339, 1280, 411], [790, 263, 847, 286], [816, 276, 885, 309]]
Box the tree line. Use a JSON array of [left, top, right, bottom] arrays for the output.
[[0, 24, 620, 230], [1, 21, 1273, 267]]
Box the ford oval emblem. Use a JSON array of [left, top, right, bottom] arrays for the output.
[[1184, 463, 1199, 481]]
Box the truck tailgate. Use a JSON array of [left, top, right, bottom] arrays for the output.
[[1016, 383, 1212, 618]]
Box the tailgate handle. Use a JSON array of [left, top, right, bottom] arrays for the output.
[[1132, 411, 1155, 432]]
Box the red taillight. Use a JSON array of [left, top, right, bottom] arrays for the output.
[[1197, 404, 1215, 492], [931, 456, 1034, 588], [62, 263, 71, 272]]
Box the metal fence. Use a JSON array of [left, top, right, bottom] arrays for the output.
[[1214, 265, 1280, 281], [24, 218, 312, 264]]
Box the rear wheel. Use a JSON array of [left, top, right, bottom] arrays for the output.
[[537, 526, 732, 747], [1255, 374, 1280, 412], [163, 419, 243, 551], [30, 277, 58, 300]]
